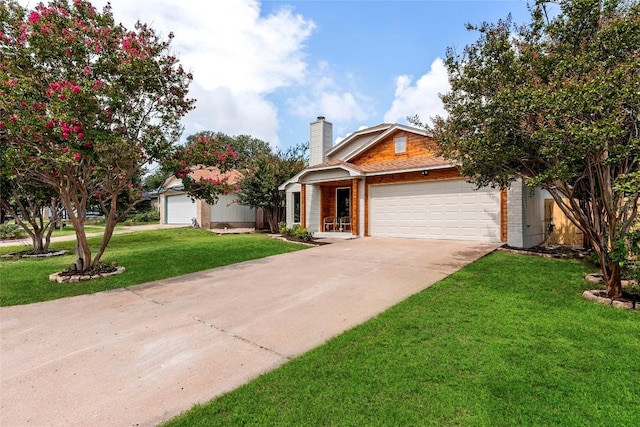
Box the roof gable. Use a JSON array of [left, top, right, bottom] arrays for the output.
[[341, 124, 429, 162], [326, 123, 393, 161], [350, 129, 438, 166]]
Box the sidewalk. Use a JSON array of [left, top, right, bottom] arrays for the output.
[[0, 223, 185, 248]]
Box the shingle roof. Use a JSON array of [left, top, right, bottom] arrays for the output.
[[356, 156, 451, 173], [189, 166, 244, 185], [305, 159, 364, 172]]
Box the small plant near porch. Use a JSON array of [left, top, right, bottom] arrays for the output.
[[278, 222, 314, 242]]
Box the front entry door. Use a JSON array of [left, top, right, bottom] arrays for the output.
[[336, 187, 350, 218]]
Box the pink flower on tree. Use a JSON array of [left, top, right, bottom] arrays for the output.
[[28, 11, 40, 23], [92, 80, 104, 91]]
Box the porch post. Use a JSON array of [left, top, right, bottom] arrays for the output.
[[351, 178, 358, 235], [500, 188, 507, 242], [300, 183, 306, 229]]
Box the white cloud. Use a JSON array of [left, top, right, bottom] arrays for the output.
[[186, 84, 279, 149], [34, 0, 316, 146], [384, 58, 450, 126], [287, 63, 371, 123]]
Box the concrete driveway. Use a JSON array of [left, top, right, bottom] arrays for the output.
[[0, 237, 497, 426]]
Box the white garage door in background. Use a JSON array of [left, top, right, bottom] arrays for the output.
[[370, 180, 501, 242], [165, 194, 196, 224]]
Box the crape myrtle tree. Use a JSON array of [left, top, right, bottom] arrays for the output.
[[236, 142, 308, 233], [0, 0, 194, 273], [167, 132, 307, 233], [165, 132, 244, 205], [0, 148, 64, 252], [427, 0, 639, 297], [167, 131, 272, 203], [185, 131, 272, 168]]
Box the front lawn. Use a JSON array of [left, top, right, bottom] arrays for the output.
[[164, 251, 640, 427], [0, 228, 307, 306]]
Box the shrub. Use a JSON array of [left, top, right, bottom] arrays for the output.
[[0, 223, 26, 239], [122, 210, 160, 225], [280, 223, 313, 241]]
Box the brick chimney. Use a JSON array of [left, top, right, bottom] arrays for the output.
[[309, 116, 333, 166]]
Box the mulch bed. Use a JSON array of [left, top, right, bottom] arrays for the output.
[[499, 244, 590, 259], [1, 249, 69, 259], [271, 234, 331, 246]]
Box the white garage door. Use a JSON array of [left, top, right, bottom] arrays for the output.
[[370, 180, 501, 242], [165, 194, 196, 224]]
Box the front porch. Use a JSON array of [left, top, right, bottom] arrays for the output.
[[314, 179, 360, 237]]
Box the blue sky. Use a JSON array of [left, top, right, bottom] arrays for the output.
[[21, 0, 533, 150]]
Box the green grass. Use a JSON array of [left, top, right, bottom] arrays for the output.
[[0, 228, 306, 306], [164, 251, 640, 427]]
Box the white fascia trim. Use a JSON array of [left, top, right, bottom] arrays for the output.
[[278, 165, 363, 190], [326, 125, 392, 157], [306, 164, 363, 176], [364, 163, 455, 177]]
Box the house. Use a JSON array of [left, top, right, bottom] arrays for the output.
[[159, 167, 263, 230], [280, 116, 552, 248]]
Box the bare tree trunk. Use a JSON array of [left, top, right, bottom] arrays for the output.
[[43, 198, 61, 251], [596, 247, 623, 297], [59, 193, 92, 272], [92, 216, 117, 269], [92, 188, 137, 269], [605, 263, 623, 298]]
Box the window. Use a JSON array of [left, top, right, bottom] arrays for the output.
[[395, 136, 407, 154], [293, 191, 301, 223]]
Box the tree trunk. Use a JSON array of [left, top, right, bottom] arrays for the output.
[[92, 216, 117, 269], [604, 258, 623, 298], [43, 199, 60, 252], [60, 196, 92, 273], [594, 247, 623, 298], [31, 234, 44, 252]]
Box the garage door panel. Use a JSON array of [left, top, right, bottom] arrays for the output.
[[370, 180, 500, 242], [166, 194, 196, 224]]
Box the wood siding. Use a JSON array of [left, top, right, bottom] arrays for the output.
[[351, 131, 438, 165], [364, 178, 370, 236], [351, 178, 359, 235], [500, 189, 508, 242], [320, 185, 337, 225]]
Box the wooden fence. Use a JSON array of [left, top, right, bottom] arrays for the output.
[[544, 199, 584, 246]]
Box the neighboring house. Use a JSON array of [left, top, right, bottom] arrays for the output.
[[280, 116, 555, 248], [159, 167, 263, 229]]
